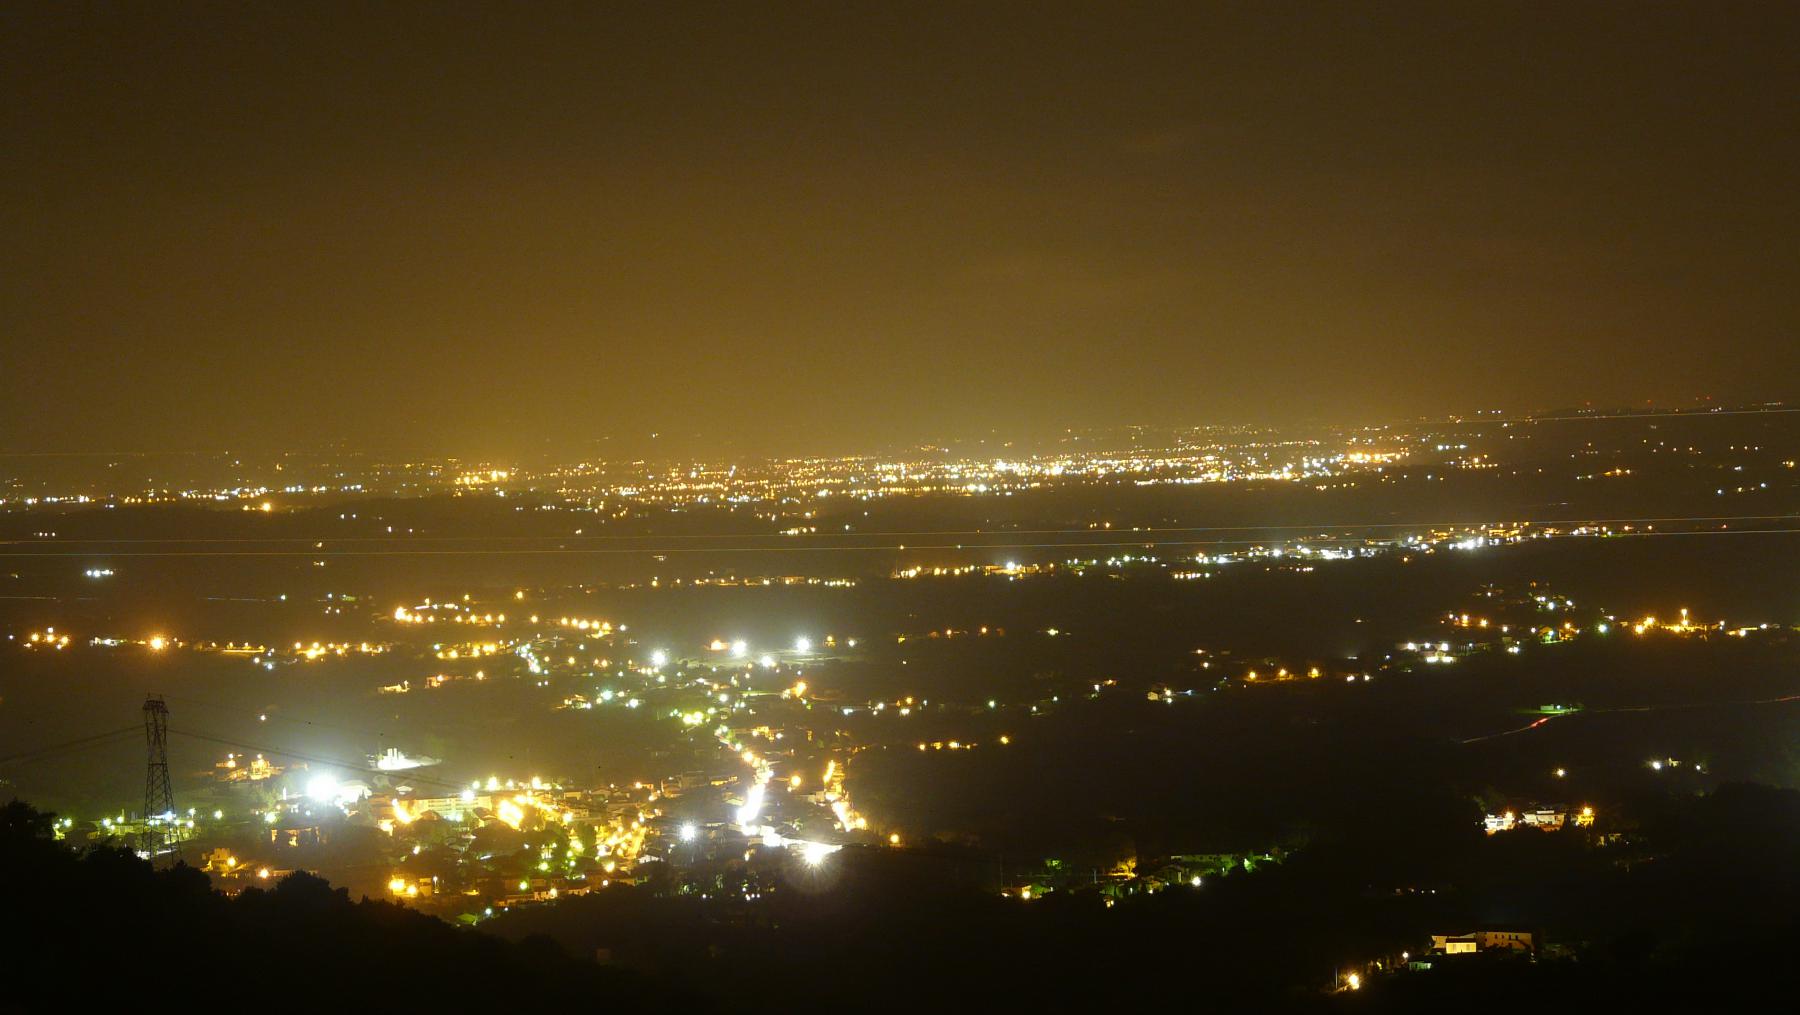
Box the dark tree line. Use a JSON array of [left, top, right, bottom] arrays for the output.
[[0, 799, 688, 1011]]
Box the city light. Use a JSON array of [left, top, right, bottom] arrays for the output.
[[735, 783, 766, 827], [7, 11, 1796, 1004]]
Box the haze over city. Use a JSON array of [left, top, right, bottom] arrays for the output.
[[5, 2, 1797, 457]]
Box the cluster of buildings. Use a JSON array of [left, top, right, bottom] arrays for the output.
[[1482, 806, 1596, 834]]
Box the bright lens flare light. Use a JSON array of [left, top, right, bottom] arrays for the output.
[[735, 783, 766, 827], [800, 841, 840, 866], [496, 799, 525, 829]]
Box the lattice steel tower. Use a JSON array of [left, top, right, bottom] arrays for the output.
[[142, 694, 175, 857]]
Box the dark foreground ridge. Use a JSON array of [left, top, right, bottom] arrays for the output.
[[7, 786, 1797, 1012], [0, 799, 682, 1010]]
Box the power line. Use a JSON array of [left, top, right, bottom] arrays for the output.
[[167, 729, 469, 792], [0, 717, 459, 789], [0, 726, 140, 766], [158, 693, 399, 743]]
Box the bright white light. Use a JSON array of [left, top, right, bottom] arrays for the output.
[[304, 774, 339, 803], [735, 783, 766, 827], [794, 637, 812, 653], [679, 822, 698, 843], [375, 748, 425, 771], [731, 640, 748, 659], [759, 654, 775, 669], [800, 841, 840, 866], [650, 649, 668, 667]]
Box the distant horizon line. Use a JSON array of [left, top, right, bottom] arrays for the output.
[[0, 400, 1791, 462]]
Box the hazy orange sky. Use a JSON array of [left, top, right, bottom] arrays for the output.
[[4, 2, 1796, 456]]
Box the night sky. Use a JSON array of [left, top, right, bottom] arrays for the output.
[[4, 2, 1796, 456]]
